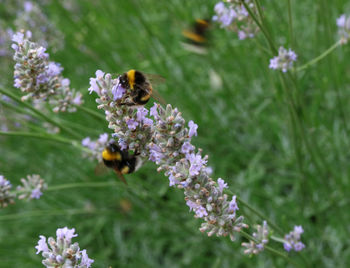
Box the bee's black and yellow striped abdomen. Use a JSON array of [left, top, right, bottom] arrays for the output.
[[183, 19, 210, 46]]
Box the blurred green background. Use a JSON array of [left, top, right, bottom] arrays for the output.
[[1, 0, 350, 267]]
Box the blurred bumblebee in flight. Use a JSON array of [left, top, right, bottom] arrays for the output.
[[182, 19, 211, 54], [118, 69, 166, 106]]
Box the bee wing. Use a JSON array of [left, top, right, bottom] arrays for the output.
[[151, 90, 166, 105], [144, 73, 166, 86], [94, 162, 109, 176], [113, 169, 128, 185]]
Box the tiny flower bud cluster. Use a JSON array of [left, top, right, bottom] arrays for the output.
[[242, 221, 269, 255], [35, 227, 94, 268], [0, 175, 16, 208], [269, 46, 297, 72], [89, 70, 153, 158], [283, 225, 305, 252], [15, 1, 65, 51], [212, 1, 258, 40], [81, 133, 110, 162], [337, 14, 350, 45], [16, 174, 47, 200], [89, 71, 247, 241], [12, 32, 83, 112]]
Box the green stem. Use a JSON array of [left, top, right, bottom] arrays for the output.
[[279, 74, 327, 177], [287, 0, 294, 47], [76, 104, 106, 121], [271, 235, 287, 244], [243, 1, 277, 54], [240, 231, 299, 267], [46, 181, 118, 191], [0, 131, 89, 153], [296, 40, 342, 72], [0, 87, 81, 139], [0, 208, 112, 221]]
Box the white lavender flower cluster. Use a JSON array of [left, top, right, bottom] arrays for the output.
[[269, 46, 297, 72], [0, 175, 16, 208], [81, 133, 110, 162], [212, 1, 258, 40], [16, 174, 47, 200], [0, 174, 46, 208], [35, 227, 94, 268], [89, 70, 153, 158], [283, 225, 305, 252], [89, 70, 247, 241], [242, 221, 269, 255], [337, 14, 350, 45], [12, 32, 83, 112]]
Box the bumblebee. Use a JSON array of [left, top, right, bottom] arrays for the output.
[[118, 69, 165, 106], [99, 142, 142, 184], [182, 19, 210, 47]]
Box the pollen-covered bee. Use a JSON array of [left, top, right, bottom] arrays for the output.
[[118, 69, 165, 106], [97, 142, 143, 184]]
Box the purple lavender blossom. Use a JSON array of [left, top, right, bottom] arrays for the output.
[[12, 32, 24, 44], [126, 119, 138, 130], [35, 235, 49, 254], [149, 143, 164, 163], [269, 47, 297, 72], [217, 178, 228, 193], [181, 142, 195, 154], [16, 174, 47, 201], [337, 14, 350, 44], [186, 200, 208, 218], [118, 138, 128, 150], [283, 225, 305, 252], [46, 62, 62, 76], [30, 188, 43, 199], [186, 152, 207, 177], [111, 80, 126, 100], [188, 120, 198, 137], [56, 227, 78, 242]]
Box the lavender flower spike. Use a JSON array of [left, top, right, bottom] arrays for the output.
[[12, 31, 83, 112], [35, 227, 94, 268], [89, 70, 248, 241]]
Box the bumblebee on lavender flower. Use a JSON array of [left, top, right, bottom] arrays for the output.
[[117, 69, 165, 106], [97, 141, 142, 184]]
